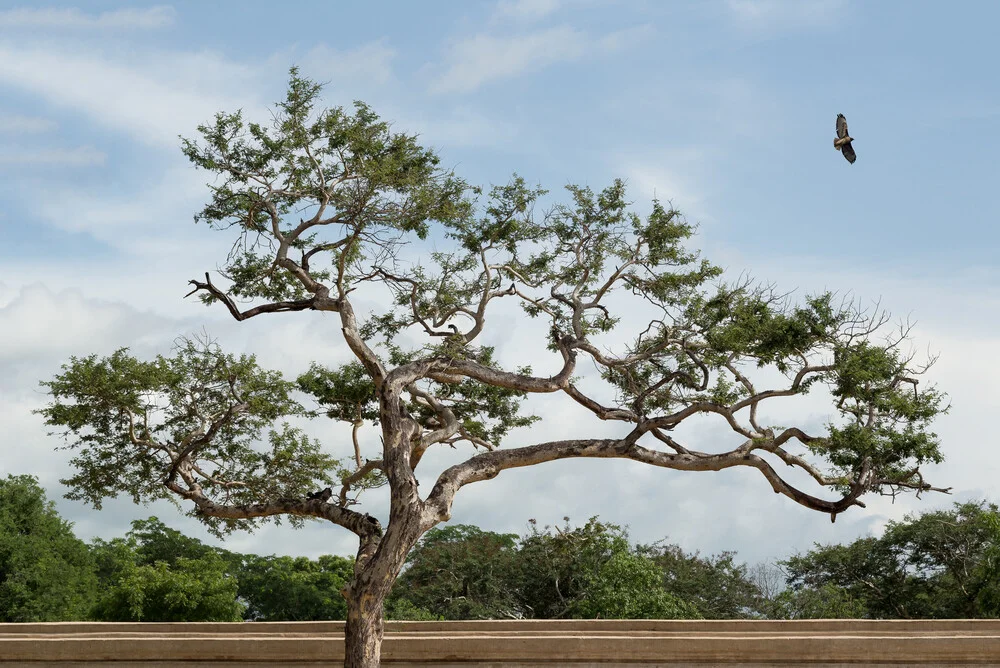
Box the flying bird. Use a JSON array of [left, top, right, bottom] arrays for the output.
[[834, 113, 856, 164]]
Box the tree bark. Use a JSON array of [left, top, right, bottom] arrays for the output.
[[343, 587, 385, 668], [340, 499, 425, 666]]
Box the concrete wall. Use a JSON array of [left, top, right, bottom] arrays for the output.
[[1, 619, 998, 666]]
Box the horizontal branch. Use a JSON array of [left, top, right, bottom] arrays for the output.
[[393, 352, 576, 395], [421, 433, 875, 530], [164, 479, 382, 539], [184, 272, 323, 320]]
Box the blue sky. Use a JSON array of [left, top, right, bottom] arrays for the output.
[[0, 0, 998, 566]]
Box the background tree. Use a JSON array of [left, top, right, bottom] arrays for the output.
[[974, 509, 1000, 617], [237, 553, 354, 621], [516, 517, 698, 620], [768, 582, 868, 619], [780, 501, 999, 618], [0, 475, 97, 622], [124, 516, 230, 566], [38, 69, 949, 667], [389, 524, 522, 620], [638, 542, 764, 619], [90, 518, 243, 622]]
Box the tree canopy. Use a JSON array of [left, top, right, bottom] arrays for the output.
[[0, 475, 97, 622], [778, 500, 1000, 619], [0, 485, 997, 624], [89, 517, 244, 622], [34, 68, 951, 666]]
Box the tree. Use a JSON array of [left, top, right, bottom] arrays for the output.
[[515, 517, 698, 620], [974, 509, 1000, 617], [389, 524, 522, 620], [769, 582, 868, 619], [780, 501, 999, 618], [91, 553, 244, 622], [38, 69, 949, 666], [237, 554, 354, 621], [0, 475, 97, 621], [638, 542, 764, 619], [574, 550, 699, 619], [124, 516, 231, 567], [90, 519, 244, 622]]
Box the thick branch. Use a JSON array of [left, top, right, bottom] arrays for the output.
[[339, 459, 386, 506], [187, 271, 386, 386], [423, 434, 876, 529], [184, 272, 319, 320], [163, 479, 382, 539]]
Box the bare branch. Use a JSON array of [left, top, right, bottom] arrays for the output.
[[339, 459, 386, 507], [164, 478, 382, 539], [185, 272, 319, 321], [422, 434, 872, 529]]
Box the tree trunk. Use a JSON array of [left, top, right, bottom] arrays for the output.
[[344, 590, 385, 668]]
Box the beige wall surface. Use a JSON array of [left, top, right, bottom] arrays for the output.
[[1, 619, 998, 666]]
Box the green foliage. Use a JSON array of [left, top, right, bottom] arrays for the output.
[[236, 553, 354, 621], [781, 501, 1000, 618], [515, 517, 700, 620], [408, 347, 539, 447], [391, 525, 522, 620], [91, 551, 243, 622], [974, 511, 1000, 616], [180, 67, 472, 303], [695, 291, 840, 371], [390, 518, 701, 620], [36, 337, 341, 536], [297, 361, 379, 424], [89, 517, 243, 622], [808, 341, 948, 485], [0, 475, 97, 621], [300, 348, 539, 449], [769, 583, 868, 619], [385, 597, 442, 621], [639, 543, 764, 619], [570, 550, 699, 619], [125, 516, 229, 566], [88, 515, 354, 622]]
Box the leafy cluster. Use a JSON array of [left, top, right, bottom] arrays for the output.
[[180, 67, 471, 303], [392, 518, 699, 620], [4, 479, 998, 623], [35, 337, 342, 534], [0, 475, 97, 621], [778, 501, 1000, 618]]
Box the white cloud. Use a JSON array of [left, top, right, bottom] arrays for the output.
[[432, 25, 587, 94], [430, 23, 648, 95], [0, 284, 178, 365], [299, 41, 397, 87], [395, 106, 519, 149], [0, 6, 176, 30], [492, 0, 564, 23], [0, 113, 57, 133], [725, 0, 846, 31], [33, 163, 214, 243], [0, 39, 400, 150], [0, 45, 264, 149], [596, 23, 654, 51], [621, 150, 708, 213], [0, 145, 105, 166]]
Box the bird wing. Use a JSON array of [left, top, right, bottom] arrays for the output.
[[842, 141, 856, 164], [836, 114, 849, 139]]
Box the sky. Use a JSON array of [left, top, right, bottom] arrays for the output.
[[0, 0, 998, 568]]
